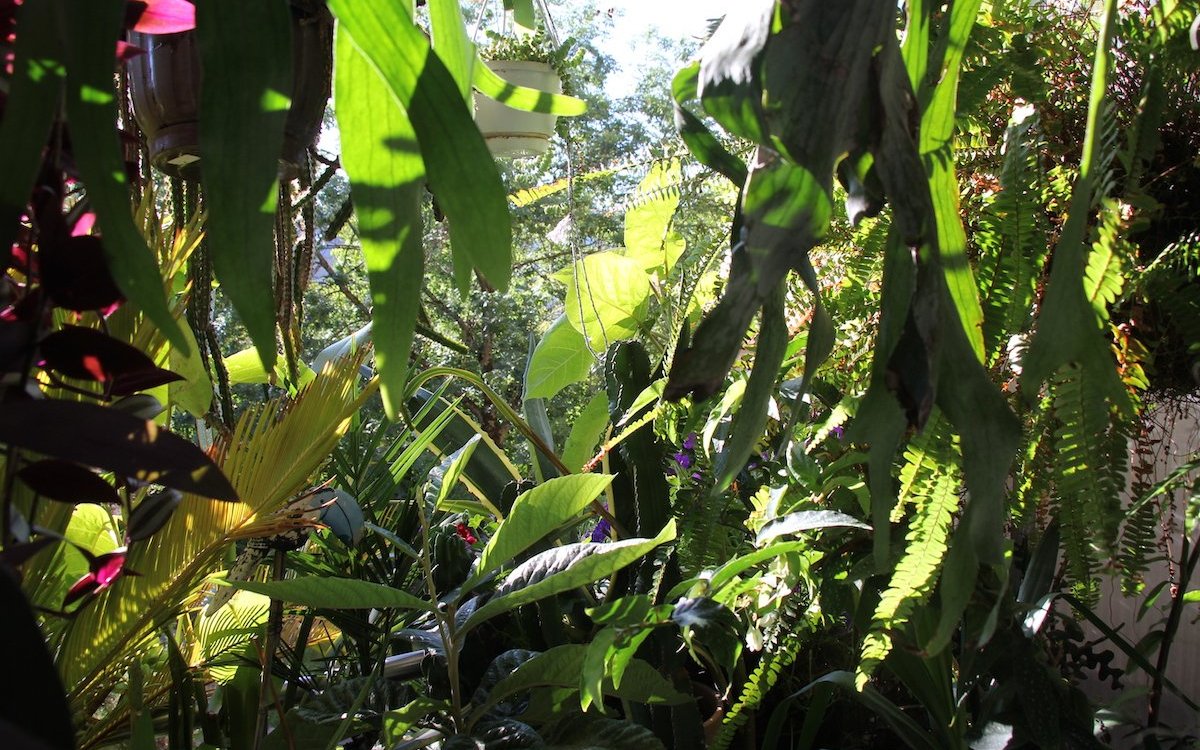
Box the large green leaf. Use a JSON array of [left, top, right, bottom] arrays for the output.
[[0, 0, 62, 257], [549, 715, 666, 750], [55, 0, 188, 351], [473, 644, 690, 721], [623, 160, 685, 274], [462, 521, 676, 634], [561, 393, 610, 472], [196, 0, 291, 370], [525, 316, 595, 400], [328, 0, 512, 292], [220, 576, 432, 612], [474, 474, 615, 578], [428, 0, 475, 102], [335, 30, 426, 418], [560, 251, 651, 349]]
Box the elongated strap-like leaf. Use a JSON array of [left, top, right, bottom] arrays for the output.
[[712, 281, 787, 493], [329, 0, 512, 292], [335, 30, 425, 418], [671, 63, 748, 187], [220, 576, 431, 611], [0, 0, 62, 261], [196, 0, 291, 372], [55, 0, 188, 351], [473, 59, 587, 115], [428, 0, 475, 102]]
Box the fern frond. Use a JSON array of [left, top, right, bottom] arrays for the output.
[[857, 423, 961, 687], [711, 633, 802, 750], [976, 109, 1049, 361]]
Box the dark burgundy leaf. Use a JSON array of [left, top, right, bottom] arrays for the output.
[[40, 235, 124, 312], [0, 399, 238, 500], [64, 548, 132, 606], [0, 536, 61, 568], [127, 488, 182, 542], [0, 321, 35, 375], [39, 325, 183, 395], [17, 458, 121, 505], [124, 0, 195, 34], [0, 563, 76, 749]]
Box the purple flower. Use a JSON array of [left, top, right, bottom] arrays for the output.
[[590, 518, 612, 542], [674, 451, 693, 469], [691, 472, 702, 481], [682, 433, 698, 451], [831, 425, 845, 440]]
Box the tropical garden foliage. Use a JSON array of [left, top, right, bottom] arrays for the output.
[[1, 0, 1199, 748]]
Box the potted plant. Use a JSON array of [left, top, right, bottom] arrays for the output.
[[474, 30, 575, 158], [125, 2, 333, 180]]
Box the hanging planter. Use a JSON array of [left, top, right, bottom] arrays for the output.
[[474, 59, 563, 158], [126, 4, 333, 180]]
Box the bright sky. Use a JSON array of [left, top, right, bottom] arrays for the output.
[[598, 0, 728, 96]]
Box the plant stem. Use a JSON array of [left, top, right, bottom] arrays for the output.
[[415, 493, 464, 731], [1148, 524, 1200, 728]]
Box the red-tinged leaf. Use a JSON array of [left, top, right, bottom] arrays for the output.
[[116, 40, 146, 61], [40, 235, 124, 312], [64, 548, 131, 605], [39, 325, 183, 395], [0, 399, 237, 500], [17, 458, 121, 504], [124, 0, 195, 34]]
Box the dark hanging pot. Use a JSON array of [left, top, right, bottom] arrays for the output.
[[126, 2, 333, 181]]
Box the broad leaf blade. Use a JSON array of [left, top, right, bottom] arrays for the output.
[[463, 521, 676, 634], [525, 315, 594, 400], [329, 0, 512, 291], [474, 474, 615, 577], [56, 0, 188, 351], [335, 30, 425, 418], [220, 576, 432, 612], [196, 0, 291, 371], [0, 400, 235, 500]]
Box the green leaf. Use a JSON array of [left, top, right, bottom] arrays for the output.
[[476, 643, 690, 720], [224, 346, 316, 386], [0, 0, 63, 255], [382, 698, 450, 747], [671, 63, 747, 187], [560, 251, 652, 349], [335, 30, 426, 419], [55, 0, 188, 351], [713, 281, 788, 493], [526, 316, 595, 400], [561, 393, 610, 472], [197, 589, 269, 685], [219, 576, 432, 612], [428, 0, 475, 102], [168, 321, 213, 417], [755, 511, 870, 545], [580, 626, 617, 712], [473, 57, 587, 115], [463, 521, 676, 634], [196, 0, 291, 370], [426, 435, 481, 510], [329, 0, 512, 292], [475, 474, 614, 578], [549, 715, 666, 750], [623, 160, 685, 274]]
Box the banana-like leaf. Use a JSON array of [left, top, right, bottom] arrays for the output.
[[57, 354, 373, 711], [196, 0, 291, 370]]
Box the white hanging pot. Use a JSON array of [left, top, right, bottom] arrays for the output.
[[474, 60, 562, 158]]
